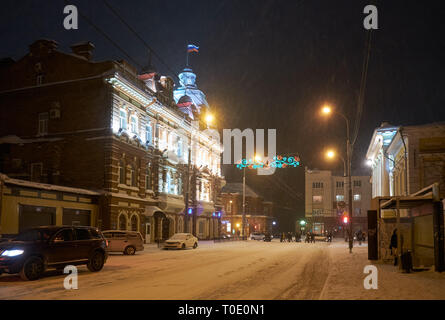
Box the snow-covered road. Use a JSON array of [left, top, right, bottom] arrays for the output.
[[1, 239, 445, 300]]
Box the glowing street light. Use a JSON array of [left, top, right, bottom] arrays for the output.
[[326, 150, 335, 159], [321, 104, 332, 116], [205, 113, 214, 124], [254, 154, 262, 162]]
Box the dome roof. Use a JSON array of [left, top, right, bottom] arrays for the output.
[[177, 95, 194, 107]]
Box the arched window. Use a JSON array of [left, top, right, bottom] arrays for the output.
[[130, 115, 138, 134], [119, 160, 125, 184], [119, 109, 127, 130], [131, 214, 138, 231], [145, 162, 152, 190], [119, 214, 127, 230]]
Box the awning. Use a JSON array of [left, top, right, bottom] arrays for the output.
[[380, 194, 434, 210], [143, 206, 164, 217]]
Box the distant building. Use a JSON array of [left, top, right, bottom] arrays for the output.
[[304, 168, 371, 235], [220, 183, 274, 236]]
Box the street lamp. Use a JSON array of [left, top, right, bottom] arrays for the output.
[[241, 154, 262, 239], [320, 104, 353, 253], [205, 113, 214, 125]]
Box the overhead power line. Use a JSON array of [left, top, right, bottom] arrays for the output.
[[63, 0, 142, 68], [351, 29, 373, 148]]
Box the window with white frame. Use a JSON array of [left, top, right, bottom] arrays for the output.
[[130, 115, 138, 134], [119, 109, 127, 130], [177, 138, 183, 158], [146, 122, 152, 145], [336, 195, 345, 202], [38, 112, 48, 136]]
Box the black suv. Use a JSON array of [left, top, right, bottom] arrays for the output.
[[0, 226, 108, 280]]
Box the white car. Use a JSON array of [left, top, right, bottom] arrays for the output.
[[163, 233, 198, 250], [250, 232, 265, 240]]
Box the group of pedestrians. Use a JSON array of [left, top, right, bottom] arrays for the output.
[[280, 232, 301, 242]]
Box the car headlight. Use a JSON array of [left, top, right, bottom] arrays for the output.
[[1, 249, 24, 257]]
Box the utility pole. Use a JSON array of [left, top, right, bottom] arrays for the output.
[[242, 166, 246, 239], [184, 146, 191, 233], [347, 137, 353, 253]]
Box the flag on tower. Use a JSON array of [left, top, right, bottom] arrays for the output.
[[187, 44, 199, 53]]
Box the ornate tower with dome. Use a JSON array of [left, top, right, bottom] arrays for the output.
[[173, 67, 209, 120]]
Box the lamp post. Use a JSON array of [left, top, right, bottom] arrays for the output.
[[241, 154, 262, 239], [322, 105, 353, 253]]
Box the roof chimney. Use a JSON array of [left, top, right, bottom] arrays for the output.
[[70, 41, 95, 60], [29, 39, 59, 57]]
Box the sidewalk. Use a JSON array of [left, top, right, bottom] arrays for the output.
[[320, 240, 445, 300]]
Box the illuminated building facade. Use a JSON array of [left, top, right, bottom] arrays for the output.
[[0, 39, 224, 241]]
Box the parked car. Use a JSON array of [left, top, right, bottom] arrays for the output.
[[163, 233, 198, 250], [263, 233, 272, 242], [0, 226, 108, 281], [250, 232, 265, 240], [102, 230, 144, 255]]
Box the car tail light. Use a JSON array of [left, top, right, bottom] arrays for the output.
[[105, 239, 109, 247]]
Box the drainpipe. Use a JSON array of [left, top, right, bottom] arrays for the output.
[[399, 127, 408, 196]]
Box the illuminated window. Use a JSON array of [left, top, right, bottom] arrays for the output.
[[146, 123, 152, 145], [336, 195, 345, 202], [177, 138, 183, 158], [130, 116, 138, 134], [119, 110, 127, 130], [312, 195, 323, 203], [353, 194, 361, 201]]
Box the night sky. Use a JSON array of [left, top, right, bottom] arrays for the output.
[[1, 0, 444, 228]]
